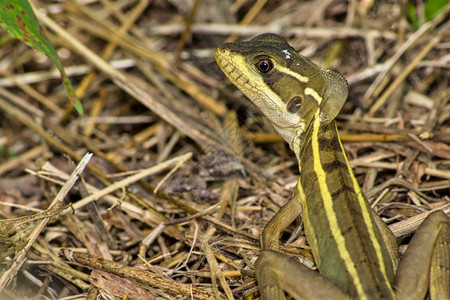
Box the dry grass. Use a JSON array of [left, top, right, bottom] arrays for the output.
[[0, 0, 449, 299]]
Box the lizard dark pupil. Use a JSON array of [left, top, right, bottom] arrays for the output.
[[257, 60, 273, 73]]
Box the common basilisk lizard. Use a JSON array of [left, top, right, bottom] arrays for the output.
[[215, 33, 450, 300]]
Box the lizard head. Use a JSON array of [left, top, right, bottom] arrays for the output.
[[215, 33, 348, 152]]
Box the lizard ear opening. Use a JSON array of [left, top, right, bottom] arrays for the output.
[[287, 96, 302, 114], [320, 70, 349, 123]]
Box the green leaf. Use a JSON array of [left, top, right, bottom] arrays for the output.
[[407, 3, 419, 29], [424, 0, 448, 20], [0, 0, 83, 114], [407, 0, 449, 29]]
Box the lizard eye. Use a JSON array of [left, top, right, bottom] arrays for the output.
[[256, 59, 274, 73]]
